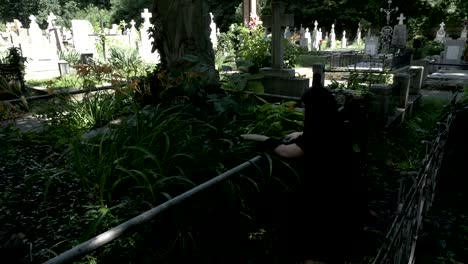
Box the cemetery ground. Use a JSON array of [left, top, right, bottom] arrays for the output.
[[1, 72, 464, 263]]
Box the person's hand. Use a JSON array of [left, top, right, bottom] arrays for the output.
[[284, 131, 303, 141], [240, 134, 269, 142]]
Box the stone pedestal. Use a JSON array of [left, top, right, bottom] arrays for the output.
[[370, 84, 392, 124], [260, 67, 295, 78], [409, 66, 424, 95], [261, 76, 309, 97], [411, 59, 430, 81], [393, 73, 411, 109]]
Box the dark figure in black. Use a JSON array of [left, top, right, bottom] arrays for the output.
[[242, 73, 367, 263]]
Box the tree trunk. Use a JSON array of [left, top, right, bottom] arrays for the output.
[[152, 0, 219, 85]]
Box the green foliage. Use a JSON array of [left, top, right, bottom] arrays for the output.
[[218, 24, 271, 70], [58, 48, 81, 66], [107, 46, 146, 79], [421, 40, 445, 57]]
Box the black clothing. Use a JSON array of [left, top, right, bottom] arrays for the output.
[[287, 81, 367, 263]]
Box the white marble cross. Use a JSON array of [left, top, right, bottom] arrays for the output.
[[314, 20, 318, 30], [141, 8, 152, 25], [440, 22, 445, 29], [130, 20, 136, 29], [29, 15, 37, 23], [397, 13, 406, 25]]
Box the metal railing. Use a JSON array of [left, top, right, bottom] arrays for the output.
[[42, 94, 456, 264], [372, 95, 457, 264], [43, 156, 264, 264], [326, 51, 411, 72]]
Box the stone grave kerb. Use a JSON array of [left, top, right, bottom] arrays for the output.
[[261, 1, 295, 77]]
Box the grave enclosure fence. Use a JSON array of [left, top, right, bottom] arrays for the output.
[[372, 94, 457, 264], [324, 50, 412, 72]]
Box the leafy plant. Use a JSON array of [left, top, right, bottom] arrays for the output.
[[58, 48, 81, 65], [108, 46, 146, 79]]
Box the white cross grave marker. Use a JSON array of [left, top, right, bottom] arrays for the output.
[[141, 8, 152, 25], [397, 13, 406, 25]]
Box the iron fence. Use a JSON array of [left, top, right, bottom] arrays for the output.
[[372, 94, 457, 264], [326, 51, 411, 72]]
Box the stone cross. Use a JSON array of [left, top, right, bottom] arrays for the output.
[[262, 1, 294, 70], [29, 15, 37, 23], [397, 13, 406, 25], [141, 8, 152, 25], [439, 22, 445, 29], [314, 20, 318, 31], [46, 12, 63, 52], [380, 0, 398, 25], [47, 12, 57, 29]]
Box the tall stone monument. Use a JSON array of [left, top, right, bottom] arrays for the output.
[[435, 22, 446, 43], [391, 13, 407, 48], [330, 24, 336, 49], [260, 1, 308, 97], [261, 1, 295, 77]]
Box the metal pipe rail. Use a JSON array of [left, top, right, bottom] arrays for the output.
[[43, 155, 264, 264]]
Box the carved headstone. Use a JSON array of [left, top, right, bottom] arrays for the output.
[[356, 23, 362, 45], [330, 24, 336, 49], [304, 27, 311, 51], [435, 22, 446, 43], [392, 13, 407, 48], [341, 30, 347, 48], [365, 36, 380, 55]]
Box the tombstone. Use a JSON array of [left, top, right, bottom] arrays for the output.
[[140, 8, 159, 64], [304, 28, 311, 51], [370, 84, 392, 124], [47, 12, 64, 52], [356, 23, 362, 45], [393, 73, 410, 109], [412, 58, 430, 81], [27, 15, 43, 44], [434, 22, 446, 43], [128, 20, 138, 47], [392, 13, 407, 48], [442, 38, 465, 64], [330, 24, 336, 49], [461, 17, 468, 39], [284, 26, 292, 40], [260, 1, 308, 97], [312, 21, 319, 50], [209, 13, 218, 49], [341, 30, 347, 48], [317, 28, 323, 49], [110, 24, 119, 35], [71, 19, 96, 55], [409, 66, 424, 95], [299, 26, 308, 50], [365, 36, 380, 55], [261, 2, 294, 76]]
